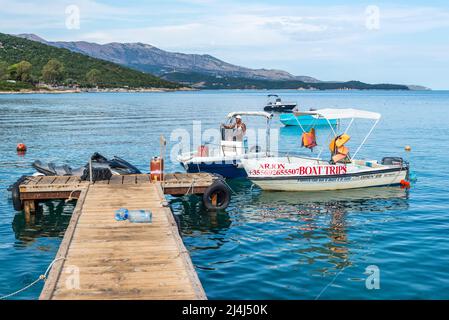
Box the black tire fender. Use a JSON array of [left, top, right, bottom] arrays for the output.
[[202, 180, 231, 210], [11, 183, 23, 211]]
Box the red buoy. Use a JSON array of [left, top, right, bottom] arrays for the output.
[[16, 143, 27, 152], [400, 179, 410, 188]]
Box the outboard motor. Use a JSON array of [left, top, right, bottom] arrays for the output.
[[381, 157, 404, 166]]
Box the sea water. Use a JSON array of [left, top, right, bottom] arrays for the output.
[[1, 90, 449, 299]]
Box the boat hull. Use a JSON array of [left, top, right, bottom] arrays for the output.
[[250, 168, 407, 191], [182, 160, 247, 178], [280, 114, 338, 126], [242, 157, 408, 191], [264, 104, 296, 112]]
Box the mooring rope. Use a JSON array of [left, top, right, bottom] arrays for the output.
[[184, 179, 197, 196], [0, 257, 65, 300], [220, 178, 238, 196]]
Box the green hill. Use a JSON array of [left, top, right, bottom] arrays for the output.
[[0, 33, 180, 89]]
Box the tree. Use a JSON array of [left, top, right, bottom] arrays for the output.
[[0, 61, 8, 80], [86, 69, 101, 86], [42, 59, 65, 84], [7, 61, 32, 82]]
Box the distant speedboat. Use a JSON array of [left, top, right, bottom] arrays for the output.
[[264, 94, 297, 112], [280, 108, 338, 126]]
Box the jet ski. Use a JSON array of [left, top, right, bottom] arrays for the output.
[[32, 152, 141, 176]]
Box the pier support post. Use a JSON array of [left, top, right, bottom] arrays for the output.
[[23, 200, 36, 223]]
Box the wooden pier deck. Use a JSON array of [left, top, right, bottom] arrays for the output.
[[16, 173, 215, 300]]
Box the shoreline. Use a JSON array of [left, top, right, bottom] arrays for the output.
[[0, 87, 196, 94], [0, 87, 434, 94]]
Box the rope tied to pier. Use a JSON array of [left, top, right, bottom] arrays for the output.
[[0, 257, 65, 300], [65, 189, 82, 203], [184, 178, 197, 196]]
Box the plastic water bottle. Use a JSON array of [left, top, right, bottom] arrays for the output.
[[115, 208, 128, 221], [127, 210, 152, 223]]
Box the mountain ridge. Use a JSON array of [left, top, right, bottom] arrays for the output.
[[16, 33, 319, 82], [13, 33, 428, 91]]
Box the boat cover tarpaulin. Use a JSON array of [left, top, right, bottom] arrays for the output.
[[294, 108, 381, 120]]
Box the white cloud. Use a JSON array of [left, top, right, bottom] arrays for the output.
[[1, 1, 449, 87]]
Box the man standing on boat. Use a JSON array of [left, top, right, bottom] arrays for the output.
[[223, 115, 247, 141]]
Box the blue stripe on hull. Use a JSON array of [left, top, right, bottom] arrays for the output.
[[280, 114, 338, 126], [183, 161, 247, 178]]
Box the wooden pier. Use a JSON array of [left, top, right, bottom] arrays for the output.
[[15, 173, 220, 300]]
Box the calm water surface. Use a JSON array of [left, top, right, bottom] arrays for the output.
[[1, 90, 448, 299]]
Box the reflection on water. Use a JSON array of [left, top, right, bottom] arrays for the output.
[[12, 200, 74, 245], [173, 180, 410, 299]]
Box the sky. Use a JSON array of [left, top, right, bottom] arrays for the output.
[[1, 0, 448, 89]]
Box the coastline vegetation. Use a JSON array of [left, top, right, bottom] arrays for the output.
[[162, 72, 410, 90], [0, 33, 180, 91]]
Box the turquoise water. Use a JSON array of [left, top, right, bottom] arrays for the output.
[[1, 90, 448, 299]]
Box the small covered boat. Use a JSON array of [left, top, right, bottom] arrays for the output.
[[264, 94, 297, 112], [280, 108, 338, 127], [177, 111, 273, 178], [242, 108, 410, 191]]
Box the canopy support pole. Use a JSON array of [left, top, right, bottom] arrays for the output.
[[293, 113, 307, 134], [325, 118, 337, 136], [344, 118, 355, 134], [351, 119, 379, 160]]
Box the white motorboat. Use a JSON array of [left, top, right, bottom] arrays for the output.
[[264, 94, 297, 112], [177, 111, 274, 178], [242, 108, 410, 191]]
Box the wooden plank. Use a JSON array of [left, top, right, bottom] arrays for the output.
[[40, 186, 90, 300], [20, 190, 82, 201], [164, 186, 208, 195], [108, 175, 123, 185], [52, 176, 71, 185], [40, 180, 205, 300], [136, 174, 150, 184], [155, 184, 206, 299], [26, 176, 44, 185], [65, 176, 78, 184], [122, 175, 137, 185], [93, 178, 110, 185]]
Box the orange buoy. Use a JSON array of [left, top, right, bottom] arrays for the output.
[[16, 143, 27, 152], [150, 157, 164, 182]]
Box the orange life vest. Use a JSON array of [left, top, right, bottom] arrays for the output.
[[329, 134, 350, 153], [329, 134, 351, 163], [301, 128, 317, 150]]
